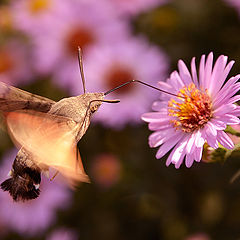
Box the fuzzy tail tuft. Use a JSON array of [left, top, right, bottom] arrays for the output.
[[0, 177, 40, 202]]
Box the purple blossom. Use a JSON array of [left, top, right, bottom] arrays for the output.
[[142, 53, 240, 168], [0, 148, 72, 236], [80, 37, 169, 128]]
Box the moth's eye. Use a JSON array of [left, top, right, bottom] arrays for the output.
[[90, 105, 99, 113]]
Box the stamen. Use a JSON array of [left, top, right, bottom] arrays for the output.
[[168, 83, 213, 133]]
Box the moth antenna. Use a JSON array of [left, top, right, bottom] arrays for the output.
[[104, 79, 181, 98], [78, 46, 86, 94]]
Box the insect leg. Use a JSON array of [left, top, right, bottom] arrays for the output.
[[50, 171, 59, 181]]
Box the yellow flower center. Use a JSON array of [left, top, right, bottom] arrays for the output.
[[29, 0, 50, 13], [168, 83, 213, 133]]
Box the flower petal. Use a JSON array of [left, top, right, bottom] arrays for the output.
[[204, 52, 213, 89], [185, 152, 195, 168], [149, 122, 172, 131], [232, 106, 240, 116], [204, 126, 219, 149], [195, 129, 205, 148], [194, 145, 204, 162], [191, 57, 199, 87], [149, 128, 178, 147], [213, 103, 237, 116], [169, 71, 185, 90], [141, 112, 169, 122], [166, 135, 188, 168], [227, 95, 240, 104], [206, 121, 217, 137], [199, 54, 206, 88], [209, 55, 229, 96], [210, 119, 226, 130], [217, 131, 234, 149], [213, 75, 240, 108], [152, 101, 168, 111], [156, 132, 184, 159], [215, 114, 240, 125], [178, 60, 192, 86], [186, 131, 197, 154]]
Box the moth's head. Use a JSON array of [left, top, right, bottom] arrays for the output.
[[82, 92, 105, 114]]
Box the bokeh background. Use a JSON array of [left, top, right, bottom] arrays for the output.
[[0, 0, 240, 239]]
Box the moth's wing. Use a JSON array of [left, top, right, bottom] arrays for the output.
[[0, 81, 56, 133], [0, 81, 55, 104], [0, 81, 55, 114], [5, 110, 89, 186]]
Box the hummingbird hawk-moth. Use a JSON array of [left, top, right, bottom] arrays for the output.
[[0, 47, 172, 202], [0, 48, 121, 201]]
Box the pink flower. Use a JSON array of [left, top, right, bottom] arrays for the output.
[[0, 149, 72, 236], [0, 40, 33, 86], [142, 53, 240, 168], [81, 37, 168, 128]]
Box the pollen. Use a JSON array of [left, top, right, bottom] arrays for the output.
[[168, 83, 213, 133]]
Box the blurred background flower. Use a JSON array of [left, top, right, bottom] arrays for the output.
[[0, 40, 33, 86], [90, 153, 122, 189], [223, 0, 240, 16], [84, 38, 168, 128], [184, 233, 211, 240], [23, 0, 130, 91], [46, 228, 78, 240], [0, 0, 240, 239]]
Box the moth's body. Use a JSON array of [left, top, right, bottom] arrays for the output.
[[49, 93, 104, 141], [0, 81, 105, 201]]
